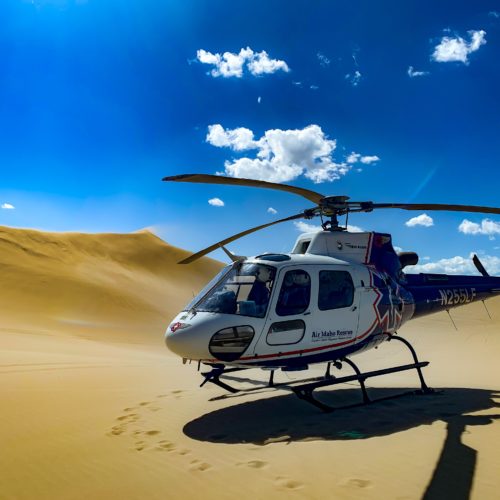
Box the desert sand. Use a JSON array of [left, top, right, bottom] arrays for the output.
[[1, 225, 498, 500]]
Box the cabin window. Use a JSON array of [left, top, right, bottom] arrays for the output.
[[276, 270, 311, 316], [267, 319, 305, 345], [318, 270, 354, 310]]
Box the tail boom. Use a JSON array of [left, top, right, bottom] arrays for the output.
[[405, 273, 500, 318]]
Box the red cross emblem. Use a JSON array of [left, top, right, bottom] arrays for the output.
[[170, 322, 183, 333]]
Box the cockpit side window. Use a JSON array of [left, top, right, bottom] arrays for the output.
[[276, 269, 311, 316], [318, 270, 354, 310]]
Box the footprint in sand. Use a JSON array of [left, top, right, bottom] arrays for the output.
[[116, 413, 139, 422], [170, 390, 184, 400], [109, 425, 125, 436], [237, 460, 268, 469], [134, 441, 146, 451], [339, 478, 372, 489], [145, 430, 160, 436], [274, 477, 304, 490], [189, 460, 212, 472], [139, 401, 151, 407], [157, 440, 176, 452]]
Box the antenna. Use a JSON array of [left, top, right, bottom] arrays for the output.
[[446, 309, 458, 331], [482, 300, 492, 319]]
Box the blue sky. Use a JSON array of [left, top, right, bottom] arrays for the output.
[[0, 0, 499, 273]]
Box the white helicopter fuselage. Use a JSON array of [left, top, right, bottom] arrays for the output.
[[165, 231, 416, 368]]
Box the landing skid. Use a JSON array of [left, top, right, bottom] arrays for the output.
[[199, 334, 435, 412]]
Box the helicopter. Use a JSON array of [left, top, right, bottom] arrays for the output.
[[162, 173, 500, 411]]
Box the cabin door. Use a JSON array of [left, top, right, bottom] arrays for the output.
[[308, 268, 360, 352], [252, 266, 312, 356]]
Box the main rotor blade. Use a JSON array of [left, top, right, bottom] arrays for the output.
[[178, 212, 307, 264], [369, 203, 500, 215], [163, 173, 325, 205]]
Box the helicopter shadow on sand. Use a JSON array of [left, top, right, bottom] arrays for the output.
[[184, 386, 499, 500]]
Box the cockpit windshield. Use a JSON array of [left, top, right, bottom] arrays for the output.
[[185, 262, 276, 318], [182, 265, 233, 313]]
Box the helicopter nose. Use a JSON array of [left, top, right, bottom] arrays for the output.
[[165, 330, 191, 358], [164, 325, 210, 360]]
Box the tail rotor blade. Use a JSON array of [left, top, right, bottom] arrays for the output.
[[472, 254, 490, 277]]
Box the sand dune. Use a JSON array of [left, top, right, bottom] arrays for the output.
[[0, 226, 222, 343], [1, 225, 499, 499]]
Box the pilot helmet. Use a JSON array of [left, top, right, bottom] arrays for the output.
[[255, 265, 272, 282]]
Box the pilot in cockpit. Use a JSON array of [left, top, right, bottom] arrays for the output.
[[247, 265, 272, 316]]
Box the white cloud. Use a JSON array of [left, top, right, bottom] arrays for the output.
[[405, 213, 434, 227], [207, 124, 350, 184], [345, 70, 362, 86], [346, 152, 380, 164], [317, 52, 330, 67], [292, 81, 302, 87], [406, 253, 500, 276], [294, 221, 363, 233], [407, 66, 429, 77], [458, 218, 500, 236], [489, 11, 499, 18], [247, 50, 290, 76], [196, 47, 289, 78], [267, 207, 277, 215], [206, 124, 257, 150], [346, 152, 360, 164], [431, 30, 486, 64], [310, 85, 319, 90], [294, 221, 321, 233], [257, 96, 261, 104], [196, 48, 247, 78], [208, 198, 225, 207], [360, 155, 380, 164], [1, 203, 15, 210]]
